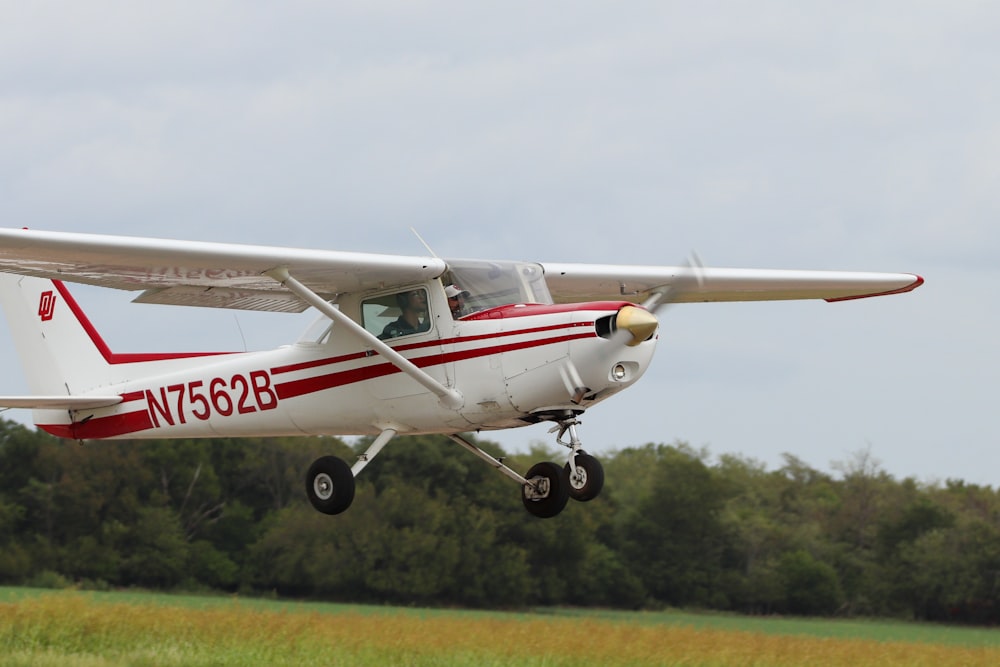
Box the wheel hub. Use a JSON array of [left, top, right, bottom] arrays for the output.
[[524, 476, 551, 500], [313, 473, 334, 500]]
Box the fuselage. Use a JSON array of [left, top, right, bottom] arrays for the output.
[[35, 275, 658, 440]]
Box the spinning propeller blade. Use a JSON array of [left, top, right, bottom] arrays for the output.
[[558, 253, 706, 403], [640, 251, 705, 314]]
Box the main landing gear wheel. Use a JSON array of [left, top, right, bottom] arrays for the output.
[[306, 455, 355, 515], [565, 451, 604, 502], [521, 461, 570, 518]]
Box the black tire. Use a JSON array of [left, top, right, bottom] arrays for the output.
[[521, 461, 570, 518], [305, 455, 356, 515], [564, 452, 604, 502]]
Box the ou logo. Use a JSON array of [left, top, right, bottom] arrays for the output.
[[38, 290, 57, 321]]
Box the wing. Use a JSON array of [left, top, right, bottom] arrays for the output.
[[0, 228, 921, 312], [542, 262, 923, 304], [0, 228, 447, 312]]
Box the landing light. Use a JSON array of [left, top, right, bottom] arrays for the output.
[[612, 363, 627, 381]]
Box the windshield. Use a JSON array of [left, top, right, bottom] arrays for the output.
[[442, 259, 552, 313]]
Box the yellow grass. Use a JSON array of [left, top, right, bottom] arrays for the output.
[[1, 593, 998, 666]]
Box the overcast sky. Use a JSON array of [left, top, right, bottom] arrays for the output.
[[1, 2, 996, 484]]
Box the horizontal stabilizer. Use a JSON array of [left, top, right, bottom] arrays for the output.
[[0, 395, 124, 410]]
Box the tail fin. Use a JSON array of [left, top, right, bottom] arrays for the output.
[[0, 274, 232, 401], [0, 274, 119, 396]]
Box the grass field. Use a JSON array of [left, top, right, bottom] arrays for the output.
[[1, 587, 999, 666]]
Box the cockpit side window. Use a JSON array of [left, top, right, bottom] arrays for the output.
[[363, 288, 432, 340]]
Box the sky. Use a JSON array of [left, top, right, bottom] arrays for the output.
[[0, 2, 996, 485]]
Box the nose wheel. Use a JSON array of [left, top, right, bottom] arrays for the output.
[[551, 416, 605, 502], [565, 451, 604, 502]]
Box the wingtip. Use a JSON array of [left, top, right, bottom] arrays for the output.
[[826, 273, 925, 303]]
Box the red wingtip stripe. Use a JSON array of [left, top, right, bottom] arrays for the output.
[[825, 274, 924, 303]]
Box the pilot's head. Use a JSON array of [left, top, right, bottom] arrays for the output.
[[445, 284, 469, 316], [397, 289, 427, 312]]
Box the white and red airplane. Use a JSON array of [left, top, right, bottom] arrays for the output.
[[0, 228, 922, 518]]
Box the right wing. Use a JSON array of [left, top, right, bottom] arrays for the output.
[[541, 262, 923, 304]]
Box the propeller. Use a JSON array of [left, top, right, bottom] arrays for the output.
[[605, 251, 705, 347], [558, 252, 707, 405], [639, 251, 705, 314]]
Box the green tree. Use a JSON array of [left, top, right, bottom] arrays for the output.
[[777, 549, 843, 615], [117, 506, 190, 588], [617, 444, 731, 607]]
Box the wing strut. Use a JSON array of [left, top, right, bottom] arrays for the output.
[[266, 269, 464, 410], [447, 433, 529, 486]]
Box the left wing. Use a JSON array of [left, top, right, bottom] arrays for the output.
[[542, 262, 923, 304], [0, 228, 447, 312]]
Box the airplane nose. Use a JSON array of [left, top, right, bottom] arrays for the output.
[[616, 305, 658, 346]]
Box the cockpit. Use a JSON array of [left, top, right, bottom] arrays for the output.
[[296, 258, 553, 344], [440, 259, 553, 315]]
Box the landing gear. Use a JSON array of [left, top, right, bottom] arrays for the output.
[[565, 451, 604, 502], [304, 420, 604, 519], [305, 429, 398, 516], [521, 461, 570, 518], [305, 455, 355, 515], [446, 412, 605, 519], [550, 414, 604, 502]]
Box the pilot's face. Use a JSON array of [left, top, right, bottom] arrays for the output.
[[406, 290, 427, 309]]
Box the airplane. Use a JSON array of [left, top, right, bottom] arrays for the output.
[[0, 227, 922, 518]]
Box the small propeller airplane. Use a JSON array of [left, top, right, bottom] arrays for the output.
[[0, 228, 922, 518]]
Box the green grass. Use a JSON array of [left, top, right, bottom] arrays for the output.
[[3, 587, 994, 647], [2, 586, 999, 666], [543, 606, 1000, 647]]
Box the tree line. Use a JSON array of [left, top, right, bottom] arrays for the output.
[[1, 418, 998, 623]]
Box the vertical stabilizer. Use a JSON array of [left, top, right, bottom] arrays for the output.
[[0, 274, 117, 396]]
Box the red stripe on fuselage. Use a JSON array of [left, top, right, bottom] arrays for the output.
[[39, 408, 154, 439], [269, 321, 594, 376], [38, 329, 597, 438], [274, 330, 595, 400]]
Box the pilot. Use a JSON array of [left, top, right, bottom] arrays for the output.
[[380, 289, 430, 339], [445, 284, 470, 318]]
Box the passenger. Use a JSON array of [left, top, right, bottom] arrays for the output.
[[380, 289, 430, 339], [445, 284, 470, 318]]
